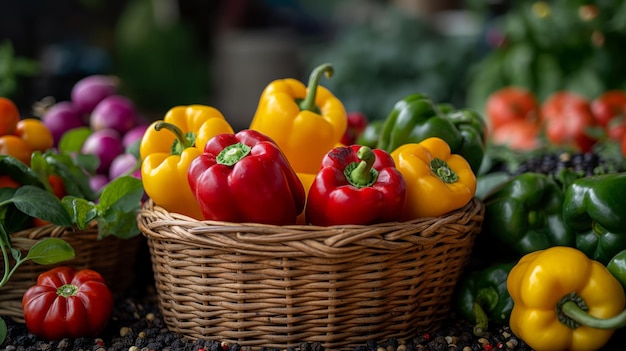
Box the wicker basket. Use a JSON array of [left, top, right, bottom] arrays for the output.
[[138, 198, 484, 350], [0, 223, 143, 322]]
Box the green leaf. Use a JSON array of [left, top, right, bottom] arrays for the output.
[[97, 208, 140, 239], [0, 155, 41, 187], [62, 197, 98, 229], [10, 247, 20, 261], [98, 176, 143, 211], [12, 186, 72, 226], [25, 237, 75, 265], [41, 151, 98, 200], [58, 127, 92, 154]]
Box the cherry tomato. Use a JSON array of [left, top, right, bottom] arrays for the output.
[[485, 87, 540, 131], [0, 174, 20, 189], [47, 174, 66, 199], [0, 135, 32, 165], [0, 97, 20, 136], [15, 118, 54, 152], [541, 91, 597, 152]]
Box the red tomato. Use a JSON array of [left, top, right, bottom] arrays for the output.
[[485, 87, 540, 131], [47, 174, 67, 199], [22, 266, 114, 340], [591, 90, 626, 127], [490, 119, 542, 151], [591, 90, 626, 141], [540, 91, 597, 152]]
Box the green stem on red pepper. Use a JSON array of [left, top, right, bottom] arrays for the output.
[[558, 292, 626, 329], [217, 142, 251, 166], [154, 121, 196, 155], [298, 63, 333, 113], [344, 146, 378, 188]]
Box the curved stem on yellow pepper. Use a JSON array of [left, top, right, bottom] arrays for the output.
[[298, 63, 334, 113], [344, 146, 378, 188], [558, 291, 626, 329], [154, 121, 195, 155], [431, 157, 458, 183]]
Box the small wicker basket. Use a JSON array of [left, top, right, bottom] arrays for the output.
[[138, 198, 484, 350], [0, 223, 142, 323]]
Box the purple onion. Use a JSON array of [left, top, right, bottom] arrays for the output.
[[81, 129, 125, 174], [42, 101, 86, 146], [71, 75, 118, 115], [90, 95, 136, 135]]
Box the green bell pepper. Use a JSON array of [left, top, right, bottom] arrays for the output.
[[562, 172, 626, 265], [355, 119, 384, 149], [607, 249, 626, 291], [376, 93, 486, 174], [454, 261, 516, 336], [482, 172, 575, 255]]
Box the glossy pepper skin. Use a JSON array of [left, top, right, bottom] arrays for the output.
[[139, 105, 234, 219], [390, 137, 476, 220], [187, 129, 305, 225], [607, 249, 626, 291], [249, 63, 347, 175], [377, 94, 486, 174], [563, 172, 626, 265], [305, 145, 406, 226], [482, 172, 575, 256], [455, 262, 515, 336], [507, 246, 626, 351], [21, 266, 114, 340]]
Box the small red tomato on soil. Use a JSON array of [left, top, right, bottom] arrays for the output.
[[22, 266, 114, 340]]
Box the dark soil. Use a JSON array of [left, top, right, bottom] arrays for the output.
[[2, 243, 626, 351]]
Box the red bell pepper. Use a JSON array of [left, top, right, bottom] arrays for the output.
[[187, 129, 305, 225], [305, 145, 406, 226], [21, 266, 114, 340]]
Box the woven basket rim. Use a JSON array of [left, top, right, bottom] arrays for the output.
[[139, 197, 482, 230]]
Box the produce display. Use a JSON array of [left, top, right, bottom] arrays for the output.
[[2, 58, 626, 351]]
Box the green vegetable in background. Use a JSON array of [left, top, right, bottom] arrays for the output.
[[563, 172, 626, 265], [482, 172, 575, 255], [377, 93, 487, 174], [454, 261, 516, 336]]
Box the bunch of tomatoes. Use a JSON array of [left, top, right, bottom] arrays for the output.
[[0, 97, 54, 167], [485, 87, 626, 155]]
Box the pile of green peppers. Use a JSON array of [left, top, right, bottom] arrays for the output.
[[454, 171, 626, 335]]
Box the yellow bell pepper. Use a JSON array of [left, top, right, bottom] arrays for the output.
[[390, 137, 476, 219], [139, 105, 234, 219], [249, 63, 347, 174], [507, 246, 626, 351]]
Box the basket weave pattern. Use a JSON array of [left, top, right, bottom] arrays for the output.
[[0, 224, 141, 322], [138, 198, 484, 350]]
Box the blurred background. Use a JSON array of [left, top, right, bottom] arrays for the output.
[[2, 0, 626, 130]]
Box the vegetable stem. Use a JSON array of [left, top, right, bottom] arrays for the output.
[[299, 63, 333, 112]]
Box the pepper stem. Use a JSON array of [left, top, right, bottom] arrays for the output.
[[57, 284, 79, 297], [431, 158, 458, 183], [298, 63, 334, 112], [471, 302, 489, 337], [154, 121, 196, 155], [217, 142, 251, 166], [558, 291, 626, 329], [344, 146, 378, 188]]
